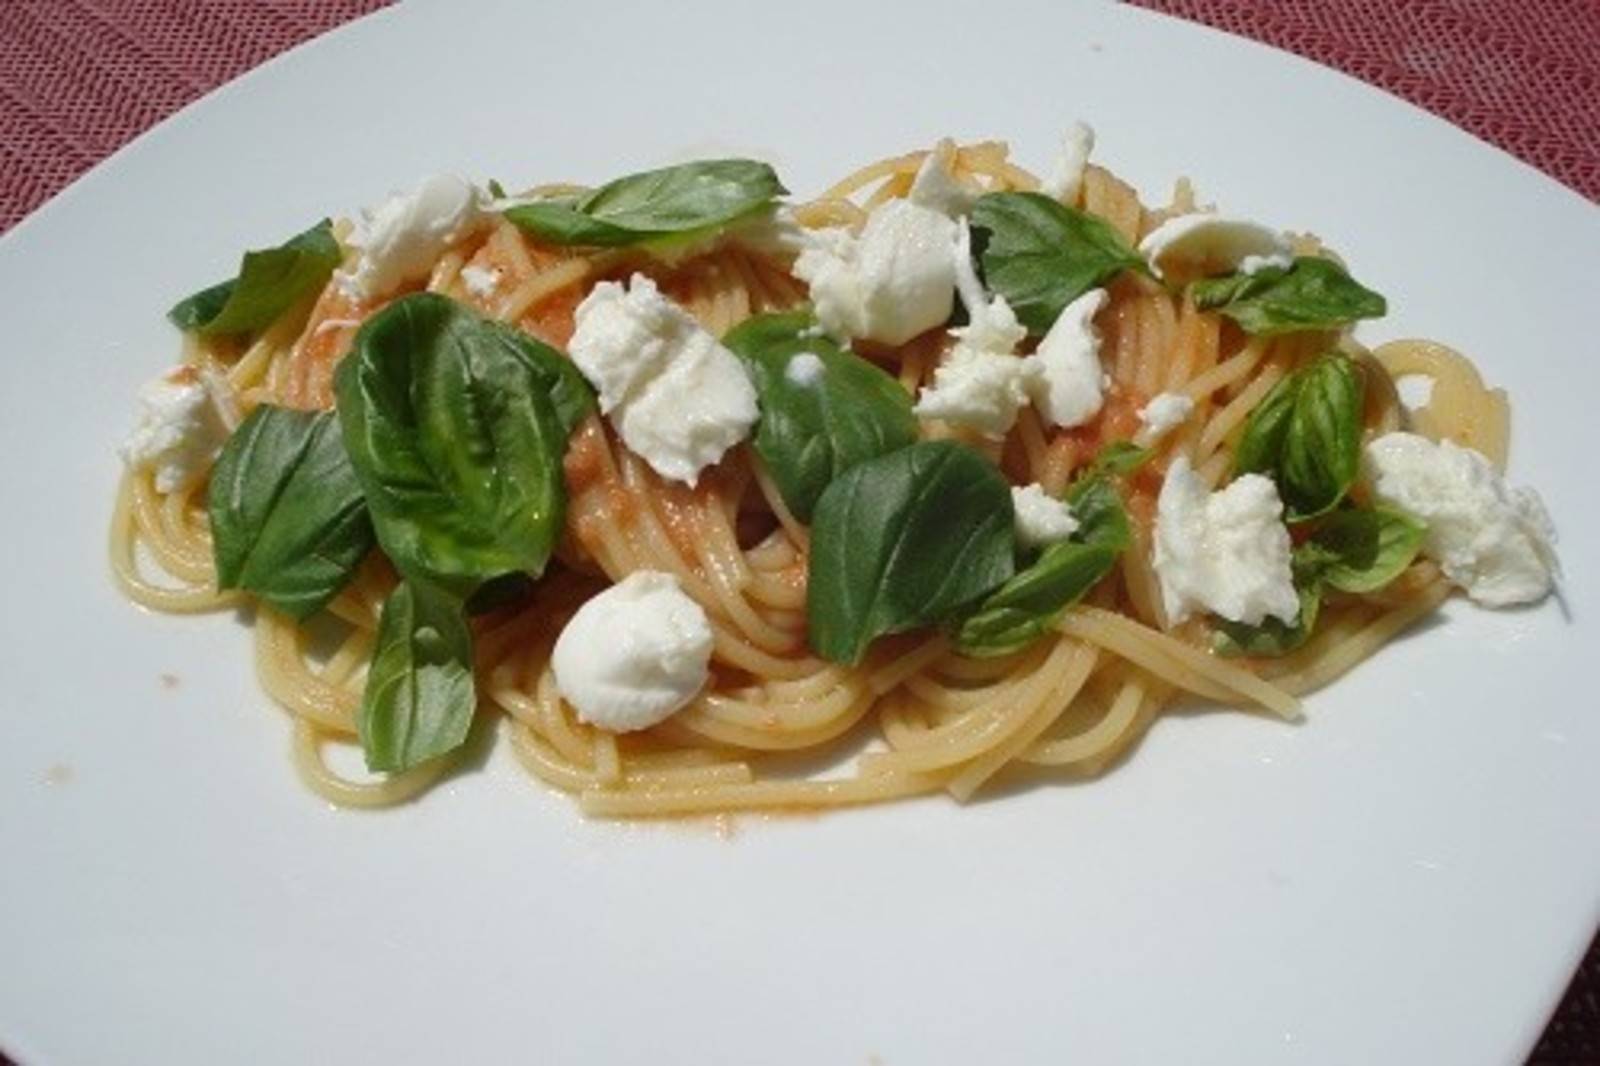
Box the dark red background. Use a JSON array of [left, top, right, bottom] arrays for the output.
[[0, 1, 1594, 1060]]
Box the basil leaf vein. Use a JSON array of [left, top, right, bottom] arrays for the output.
[[807, 441, 1015, 665], [504, 159, 785, 247], [335, 292, 594, 597], [723, 310, 918, 521], [360, 579, 477, 772], [1190, 256, 1386, 337], [207, 405, 373, 619], [970, 192, 1145, 335], [168, 220, 341, 336]]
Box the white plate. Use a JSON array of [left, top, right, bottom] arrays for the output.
[[1, 1, 1595, 1062]]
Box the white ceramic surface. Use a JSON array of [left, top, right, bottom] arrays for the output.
[[0, 2, 1595, 1063]]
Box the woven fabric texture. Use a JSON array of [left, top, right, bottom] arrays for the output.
[[0, 1, 1593, 1061]]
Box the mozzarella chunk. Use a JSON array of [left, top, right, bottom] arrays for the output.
[[459, 263, 500, 297], [793, 199, 957, 345], [1137, 213, 1292, 280], [1039, 121, 1095, 204], [915, 220, 1038, 435], [1363, 432, 1558, 606], [1136, 391, 1196, 443], [568, 274, 758, 485], [1028, 288, 1109, 429], [1012, 484, 1080, 549], [337, 174, 491, 301], [120, 366, 236, 493], [1153, 457, 1299, 627], [551, 571, 713, 733], [908, 139, 979, 217]]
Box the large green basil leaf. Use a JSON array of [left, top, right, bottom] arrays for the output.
[[168, 220, 341, 336], [1190, 256, 1386, 337], [335, 293, 594, 596], [807, 441, 1015, 665], [1297, 506, 1426, 594], [951, 472, 1133, 658], [360, 580, 476, 772], [1233, 353, 1364, 522], [207, 405, 373, 619], [970, 192, 1145, 335], [723, 310, 918, 521], [504, 159, 785, 247], [1213, 581, 1322, 658]]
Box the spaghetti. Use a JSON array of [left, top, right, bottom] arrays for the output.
[[110, 138, 1530, 817]]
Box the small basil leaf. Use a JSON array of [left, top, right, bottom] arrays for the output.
[[486, 179, 508, 199], [1065, 472, 1133, 551], [207, 405, 373, 619], [1233, 370, 1301, 479], [504, 159, 785, 247], [1190, 256, 1386, 337], [169, 220, 341, 336], [1213, 581, 1322, 658], [723, 310, 918, 521], [970, 192, 1146, 335], [953, 542, 1118, 657], [1233, 354, 1364, 521], [360, 580, 476, 772], [807, 441, 1015, 665], [952, 471, 1133, 658], [1299, 506, 1426, 594], [1089, 440, 1152, 478], [335, 293, 595, 596], [1278, 355, 1364, 521]]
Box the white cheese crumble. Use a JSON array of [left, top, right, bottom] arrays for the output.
[[550, 570, 713, 733], [785, 351, 826, 387], [793, 198, 957, 345], [908, 139, 979, 217], [1153, 456, 1299, 627], [1028, 287, 1109, 429], [1363, 432, 1558, 607], [119, 366, 236, 494], [914, 221, 1039, 436], [337, 174, 491, 302], [568, 273, 758, 485], [1012, 483, 1080, 549], [1137, 213, 1293, 280], [459, 263, 500, 297], [1039, 121, 1095, 204], [1135, 391, 1195, 443]]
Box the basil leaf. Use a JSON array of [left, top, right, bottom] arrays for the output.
[[953, 541, 1119, 657], [1232, 370, 1300, 479], [723, 310, 918, 521], [207, 406, 374, 619], [504, 159, 785, 247], [168, 220, 341, 336], [1065, 471, 1134, 552], [1298, 506, 1426, 594], [1233, 354, 1364, 522], [952, 473, 1131, 658], [335, 293, 594, 596], [1190, 256, 1386, 337], [807, 441, 1015, 665], [1278, 355, 1364, 520], [1089, 440, 1152, 478], [970, 192, 1145, 335], [360, 580, 476, 772]]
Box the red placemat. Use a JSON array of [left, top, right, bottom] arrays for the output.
[[0, 2, 1594, 1062]]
